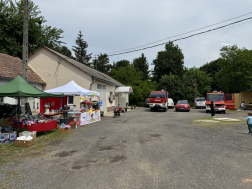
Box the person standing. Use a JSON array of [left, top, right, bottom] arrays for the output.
[[210, 101, 215, 117], [247, 112, 252, 135]]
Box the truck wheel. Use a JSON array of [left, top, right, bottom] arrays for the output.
[[223, 111, 226, 114], [164, 108, 167, 112], [206, 110, 208, 113], [150, 108, 153, 112]]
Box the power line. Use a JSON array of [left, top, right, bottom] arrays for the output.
[[106, 16, 252, 57], [106, 11, 252, 55]]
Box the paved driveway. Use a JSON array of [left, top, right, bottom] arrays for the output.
[[1, 108, 252, 189]]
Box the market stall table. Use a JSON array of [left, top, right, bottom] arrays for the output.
[[12, 120, 57, 132]]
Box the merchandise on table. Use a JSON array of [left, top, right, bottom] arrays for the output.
[[59, 124, 71, 129]]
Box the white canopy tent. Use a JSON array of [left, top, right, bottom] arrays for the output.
[[44, 80, 100, 96]]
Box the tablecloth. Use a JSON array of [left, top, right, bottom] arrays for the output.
[[12, 120, 57, 132]]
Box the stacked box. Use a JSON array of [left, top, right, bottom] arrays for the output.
[[3, 119, 13, 126], [0, 132, 17, 143], [58, 127, 71, 133], [19, 131, 37, 141], [15, 139, 34, 147]]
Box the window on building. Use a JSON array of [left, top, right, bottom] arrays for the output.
[[37, 102, 39, 109], [0, 97, 3, 103], [68, 96, 74, 105], [33, 102, 35, 109], [225, 94, 232, 101]]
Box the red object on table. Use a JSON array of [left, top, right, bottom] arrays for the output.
[[12, 120, 57, 132]]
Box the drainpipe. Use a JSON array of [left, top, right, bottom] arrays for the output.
[[90, 77, 95, 102]]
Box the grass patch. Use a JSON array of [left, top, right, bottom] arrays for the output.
[[193, 117, 245, 128], [0, 126, 69, 166]]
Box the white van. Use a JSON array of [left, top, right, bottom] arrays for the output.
[[168, 98, 174, 108], [195, 97, 206, 108]]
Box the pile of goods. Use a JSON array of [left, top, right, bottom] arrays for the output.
[[58, 123, 71, 133]]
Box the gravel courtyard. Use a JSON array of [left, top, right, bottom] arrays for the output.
[[1, 108, 252, 189]]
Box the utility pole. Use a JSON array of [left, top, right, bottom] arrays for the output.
[[95, 55, 97, 69], [21, 0, 29, 115], [22, 0, 29, 82]]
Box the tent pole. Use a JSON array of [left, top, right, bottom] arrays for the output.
[[18, 97, 20, 130], [63, 96, 65, 124]]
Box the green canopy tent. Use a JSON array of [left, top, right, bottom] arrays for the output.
[[0, 75, 64, 129]]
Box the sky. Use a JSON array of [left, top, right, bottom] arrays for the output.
[[36, 0, 252, 71]]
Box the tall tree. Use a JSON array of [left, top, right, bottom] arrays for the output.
[[113, 60, 130, 70], [200, 59, 221, 91], [216, 45, 252, 93], [54, 46, 72, 57], [72, 31, 92, 65], [152, 41, 185, 82], [93, 53, 111, 74], [0, 0, 65, 59], [133, 53, 149, 80], [158, 74, 184, 103], [109, 64, 157, 106], [185, 67, 212, 96]]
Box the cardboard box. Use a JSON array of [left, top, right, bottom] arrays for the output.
[[15, 139, 34, 147], [19, 131, 37, 141], [0, 132, 17, 143], [3, 119, 12, 126], [0, 133, 9, 143], [58, 127, 71, 133]]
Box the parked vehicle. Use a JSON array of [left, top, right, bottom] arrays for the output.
[[195, 97, 206, 108], [206, 91, 225, 113], [168, 98, 174, 108], [175, 100, 190, 112], [145, 98, 150, 107], [149, 90, 168, 112]]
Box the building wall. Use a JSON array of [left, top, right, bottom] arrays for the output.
[[29, 48, 93, 109], [241, 92, 252, 105], [234, 93, 240, 109], [92, 80, 116, 113]]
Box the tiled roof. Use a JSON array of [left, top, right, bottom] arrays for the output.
[[0, 53, 45, 84], [41, 46, 124, 87]]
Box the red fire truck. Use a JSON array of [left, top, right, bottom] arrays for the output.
[[149, 90, 168, 112], [206, 91, 226, 114]]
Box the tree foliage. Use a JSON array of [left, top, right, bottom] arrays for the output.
[[109, 63, 157, 106], [133, 53, 149, 80], [216, 45, 252, 93], [54, 46, 72, 57], [72, 30, 92, 65], [112, 60, 130, 70], [200, 59, 221, 91], [0, 0, 65, 59], [93, 53, 111, 74], [152, 41, 185, 82], [185, 67, 212, 96]]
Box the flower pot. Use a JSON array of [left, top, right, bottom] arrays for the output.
[[101, 113, 104, 117], [125, 109, 127, 111]]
